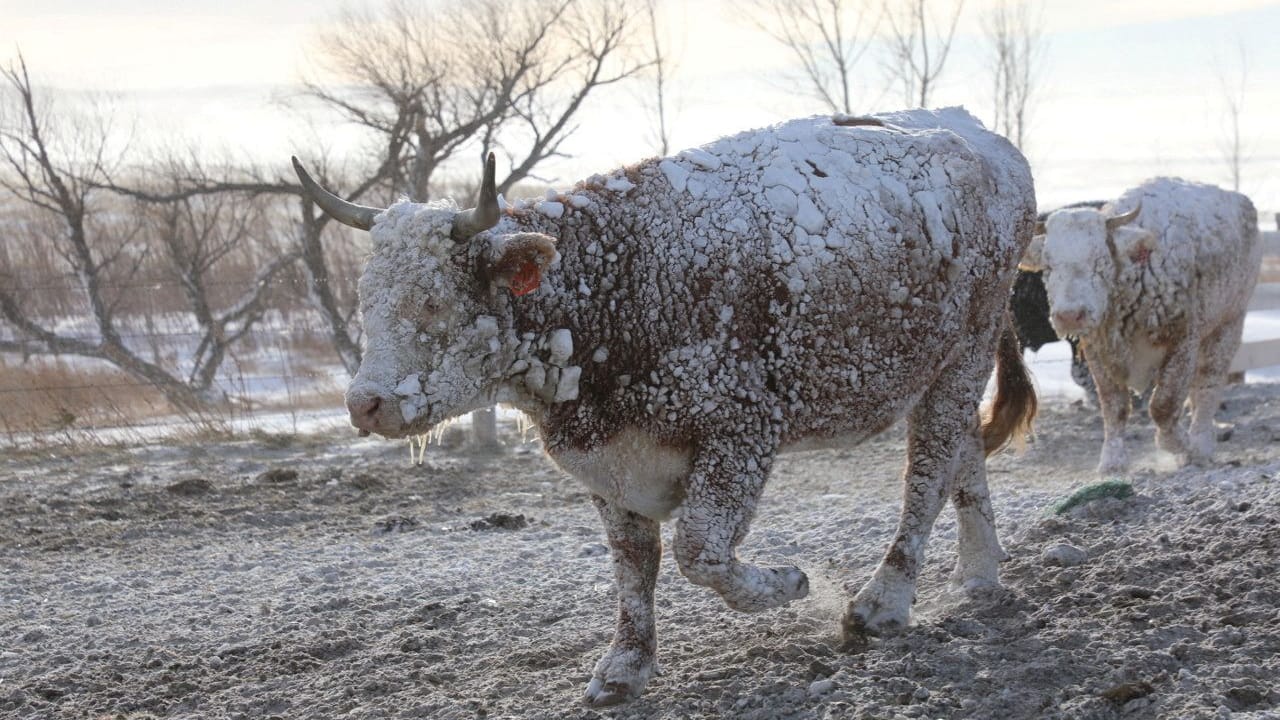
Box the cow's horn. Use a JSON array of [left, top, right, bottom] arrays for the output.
[[291, 156, 382, 231], [451, 152, 501, 241], [1105, 202, 1141, 231]]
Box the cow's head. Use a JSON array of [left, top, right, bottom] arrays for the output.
[[293, 154, 557, 437], [1019, 202, 1149, 337]]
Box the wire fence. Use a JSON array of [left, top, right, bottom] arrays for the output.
[[0, 302, 353, 445], [4, 282, 1278, 448]]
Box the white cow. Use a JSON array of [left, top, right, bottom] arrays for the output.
[[293, 107, 1037, 704], [1020, 177, 1261, 473]]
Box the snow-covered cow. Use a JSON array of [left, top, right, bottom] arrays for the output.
[[293, 107, 1037, 705], [1020, 177, 1261, 474]]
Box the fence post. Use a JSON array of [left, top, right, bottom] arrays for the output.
[[470, 406, 500, 450]]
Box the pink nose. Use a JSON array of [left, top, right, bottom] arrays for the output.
[[347, 395, 384, 432], [1053, 309, 1087, 331]]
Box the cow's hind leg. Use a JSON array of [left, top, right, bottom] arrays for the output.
[[844, 347, 990, 642], [1149, 342, 1196, 465], [673, 436, 809, 612], [1187, 314, 1245, 465], [949, 428, 1004, 592], [584, 495, 661, 707]]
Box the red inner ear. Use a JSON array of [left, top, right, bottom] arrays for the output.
[[1129, 244, 1152, 265], [510, 260, 541, 296]]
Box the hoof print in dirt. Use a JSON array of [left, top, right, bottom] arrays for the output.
[[256, 468, 299, 484], [375, 515, 419, 533], [347, 474, 385, 491], [469, 513, 529, 531], [1100, 680, 1154, 705], [166, 477, 214, 496]]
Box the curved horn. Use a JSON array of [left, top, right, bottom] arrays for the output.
[[1105, 201, 1142, 231], [451, 152, 501, 241], [291, 156, 382, 231]]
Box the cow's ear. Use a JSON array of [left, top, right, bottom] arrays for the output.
[[487, 232, 558, 296], [1115, 227, 1158, 266], [1018, 234, 1046, 272]]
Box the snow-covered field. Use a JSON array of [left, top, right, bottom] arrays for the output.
[[2, 380, 1278, 719]]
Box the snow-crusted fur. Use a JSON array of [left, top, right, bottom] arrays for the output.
[[343, 108, 1037, 705], [1022, 177, 1261, 474]]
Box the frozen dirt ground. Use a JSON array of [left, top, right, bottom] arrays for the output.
[[1, 385, 1279, 720]]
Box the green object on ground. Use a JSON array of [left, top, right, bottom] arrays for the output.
[[1051, 480, 1134, 515]]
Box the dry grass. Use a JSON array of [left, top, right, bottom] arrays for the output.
[[0, 359, 173, 437], [0, 351, 346, 448]]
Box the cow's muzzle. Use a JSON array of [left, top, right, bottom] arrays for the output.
[[1051, 308, 1091, 336], [346, 387, 405, 437]]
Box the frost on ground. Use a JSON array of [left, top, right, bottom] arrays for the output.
[[1, 385, 1279, 720]]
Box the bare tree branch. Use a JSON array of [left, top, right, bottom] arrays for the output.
[[983, 0, 1044, 150], [0, 54, 302, 414], [1214, 39, 1250, 192], [883, 0, 965, 108], [747, 0, 882, 114]]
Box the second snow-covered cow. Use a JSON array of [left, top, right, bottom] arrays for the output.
[[293, 107, 1037, 705], [1021, 177, 1260, 473]]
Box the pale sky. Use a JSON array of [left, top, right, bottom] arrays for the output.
[[2, 0, 1278, 213]]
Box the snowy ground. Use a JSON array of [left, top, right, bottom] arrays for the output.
[[2, 379, 1279, 719]]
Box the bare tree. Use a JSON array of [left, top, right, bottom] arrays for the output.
[[983, 0, 1044, 150], [94, 152, 378, 378], [641, 0, 675, 155], [306, 0, 647, 202], [0, 55, 295, 414], [1215, 40, 1250, 192], [883, 0, 965, 109], [747, 0, 882, 114]]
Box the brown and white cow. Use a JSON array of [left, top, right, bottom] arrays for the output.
[[1021, 177, 1261, 474], [293, 107, 1037, 705]]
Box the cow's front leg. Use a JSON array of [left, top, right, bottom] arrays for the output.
[[1087, 352, 1133, 475], [673, 438, 808, 612], [584, 495, 661, 707], [1149, 343, 1195, 464]]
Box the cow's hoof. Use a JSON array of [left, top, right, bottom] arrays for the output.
[[948, 566, 1001, 595], [583, 648, 654, 707], [842, 584, 910, 650], [1155, 427, 1189, 458], [723, 565, 809, 612], [1097, 447, 1129, 477], [583, 678, 637, 707]]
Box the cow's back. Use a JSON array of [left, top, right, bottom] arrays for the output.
[[1115, 177, 1260, 332], [544, 110, 1034, 445]]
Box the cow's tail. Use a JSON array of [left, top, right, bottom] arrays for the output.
[[980, 315, 1037, 456]]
